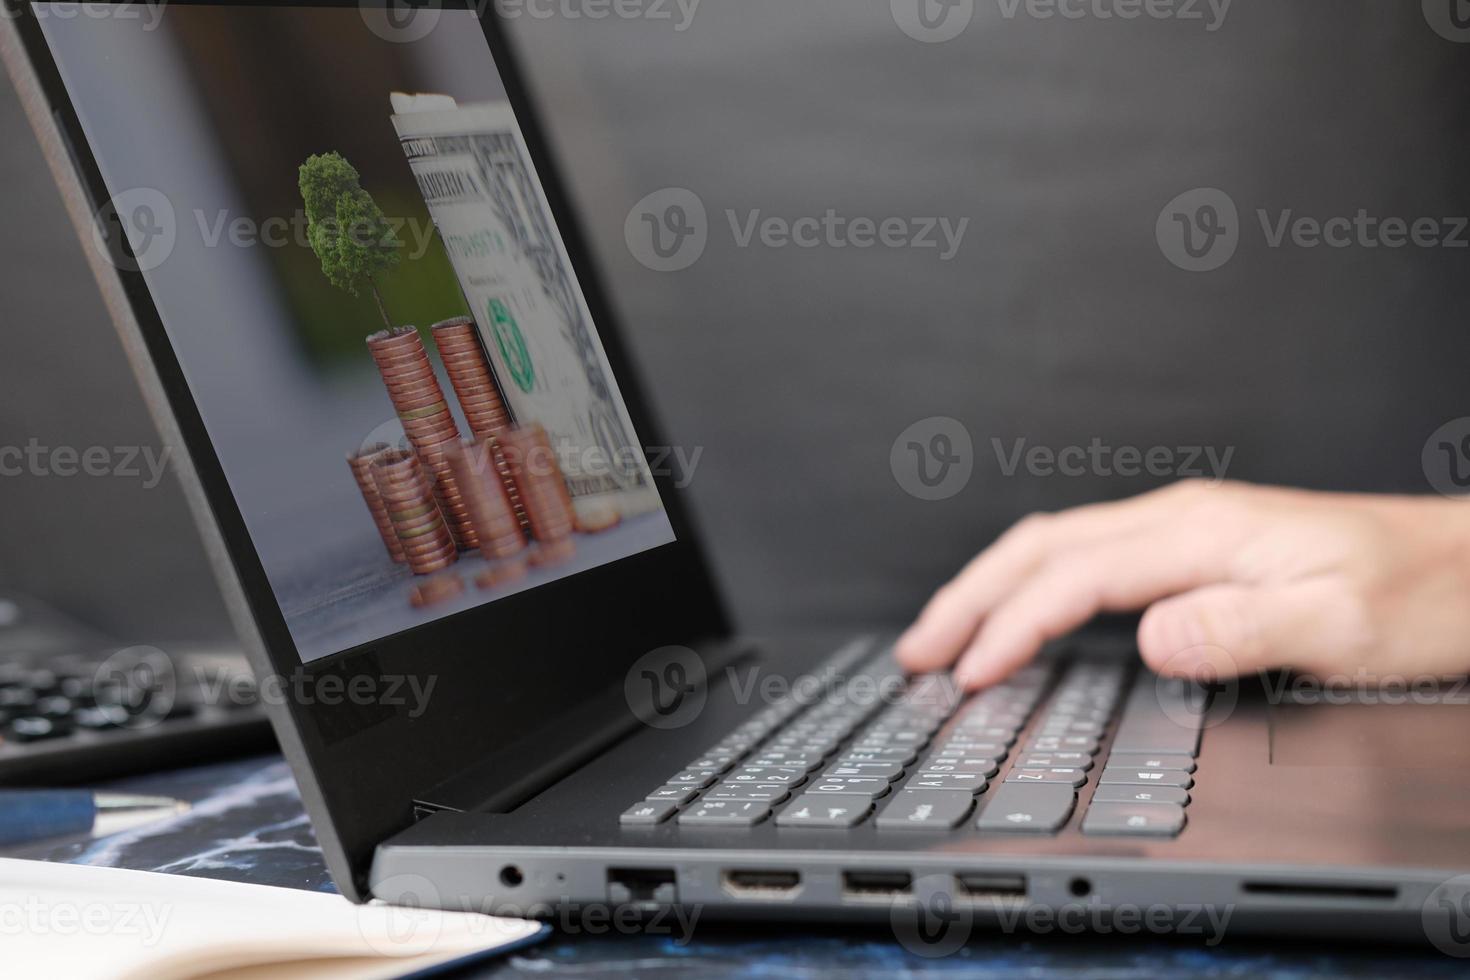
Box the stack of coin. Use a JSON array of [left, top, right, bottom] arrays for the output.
[[430, 317, 510, 435], [347, 444, 406, 564], [429, 316, 529, 533], [442, 439, 527, 561], [366, 326, 477, 551], [370, 449, 458, 575], [496, 423, 576, 565]]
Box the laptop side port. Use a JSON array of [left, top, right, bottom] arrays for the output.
[[607, 868, 677, 906], [955, 872, 1028, 904], [721, 869, 803, 899], [841, 870, 914, 900]]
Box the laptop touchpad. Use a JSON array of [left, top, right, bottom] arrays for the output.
[[1269, 694, 1470, 768]]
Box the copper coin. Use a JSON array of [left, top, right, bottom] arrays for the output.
[[575, 504, 622, 534], [528, 539, 576, 567], [410, 574, 464, 608], [474, 560, 527, 590]]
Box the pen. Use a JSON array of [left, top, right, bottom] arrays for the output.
[[0, 790, 190, 845]]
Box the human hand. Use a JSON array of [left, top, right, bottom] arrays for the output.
[[895, 481, 1470, 689]]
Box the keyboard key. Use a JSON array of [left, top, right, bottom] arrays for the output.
[[1107, 753, 1196, 773], [7, 716, 70, 741], [679, 799, 772, 826], [1027, 735, 1100, 754], [776, 793, 872, 828], [620, 800, 678, 826], [1005, 767, 1088, 788], [1099, 769, 1194, 789], [1015, 752, 1093, 770], [840, 747, 917, 765], [728, 766, 807, 786], [906, 772, 987, 794], [646, 785, 699, 804], [824, 761, 906, 781], [706, 781, 791, 802], [950, 725, 1016, 744], [808, 775, 893, 797], [1092, 784, 1190, 806], [667, 769, 721, 788], [685, 755, 739, 772], [1110, 675, 1205, 756], [1082, 802, 1186, 837], [746, 753, 825, 772], [930, 740, 1007, 759], [975, 782, 1075, 833], [917, 757, 998, 778], [876, 790, 975, 829]]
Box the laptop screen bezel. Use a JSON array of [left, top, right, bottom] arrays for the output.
[[9, 0, 729, 897]]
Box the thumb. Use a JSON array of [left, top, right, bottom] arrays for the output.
[[1137, 580, 1354, 680]]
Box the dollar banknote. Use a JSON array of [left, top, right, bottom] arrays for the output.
[[390, 93, 662, 519]]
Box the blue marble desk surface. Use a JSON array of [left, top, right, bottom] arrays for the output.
[[3, 754, 1453, 979]]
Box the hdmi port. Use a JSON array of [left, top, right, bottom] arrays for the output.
[[842, 870, 913, 899], [722, 870, 802, 899], [956, 872, 1028, 904]]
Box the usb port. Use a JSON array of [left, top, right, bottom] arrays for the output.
[[955, 872, 1027, 904], [721, 870, 802, 898], [842, 870, 913, 899]]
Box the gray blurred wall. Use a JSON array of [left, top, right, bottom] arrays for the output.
[[2, 0, 1468, 642]]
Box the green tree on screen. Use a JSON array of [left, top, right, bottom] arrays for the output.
[[298, 152, 402, 330]]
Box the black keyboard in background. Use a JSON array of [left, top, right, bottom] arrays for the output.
[[623, 644, 1204, 838], [0, 592, 273, 785]]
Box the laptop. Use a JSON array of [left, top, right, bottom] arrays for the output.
[[7, 0, 1470, 947]]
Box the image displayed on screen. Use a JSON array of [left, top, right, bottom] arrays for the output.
[[38, 4, 676, 662]]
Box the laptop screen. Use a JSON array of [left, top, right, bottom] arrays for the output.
[[36, 2, 677, 663]]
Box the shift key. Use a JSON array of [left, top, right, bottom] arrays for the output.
[[975, 782, 1076, 833]]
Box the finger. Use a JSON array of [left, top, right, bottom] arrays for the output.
[[1136, 579, 1361, 679], [950, 525, 1234, 689], [896, 483, 1211, 672]]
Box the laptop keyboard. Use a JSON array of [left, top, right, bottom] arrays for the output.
[[621, 644, 1204, 836]]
